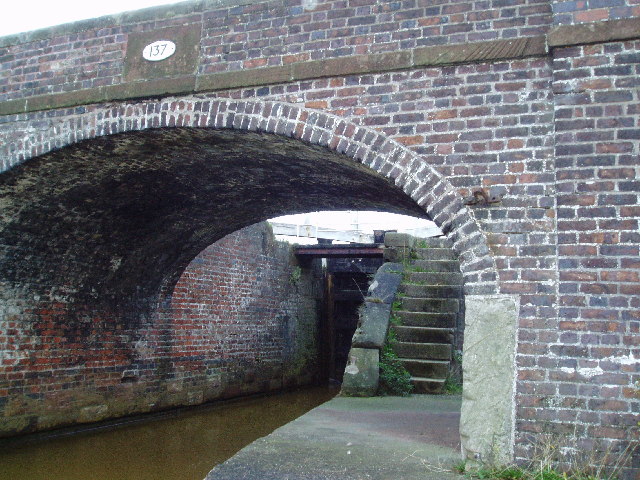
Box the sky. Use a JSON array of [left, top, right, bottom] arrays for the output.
[[270, 211, 440, 243], [271, 211, 435, 233], [2, 1, 436, 238], [0, 0, 191, 37]]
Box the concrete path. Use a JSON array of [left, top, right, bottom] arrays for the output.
[[206, 394, 464, 480]]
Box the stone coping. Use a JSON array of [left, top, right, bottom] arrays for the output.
[[548, 17, 640, 47]]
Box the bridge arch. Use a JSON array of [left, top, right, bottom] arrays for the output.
[[2, 99, 496, 294], [1, 98, 512, 462]]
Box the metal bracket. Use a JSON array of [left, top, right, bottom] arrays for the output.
[[463, 187, 504, 206]]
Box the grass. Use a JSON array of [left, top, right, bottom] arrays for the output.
[[460, 431, 639, 480], [443, 351, 463, 395], [465, 465, 619, 480], [443, 374, 463, 395], [407, 264, 429, 273]]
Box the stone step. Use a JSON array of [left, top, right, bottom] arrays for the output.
[[384, 232, 417, 248], [395, 311, 456, 328], [411, 377, 446, 394], [413, 247, 457, 261], [392, 326, 453, 344], [393, 341, 451, 361], [410, 260, 460, 273], [418, 237, 451, 249], [401, 359, 450, 379], [407, 271, 463, 285], [400, 283, 462, 298], [400, 297, 459, 313], [383, 247, 459, 264]]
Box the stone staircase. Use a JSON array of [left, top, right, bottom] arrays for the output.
[[390, 237, 463, 394]]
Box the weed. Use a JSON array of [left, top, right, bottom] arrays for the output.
[[378, 345, 413, 396], [464, 430, 639, 480], [466, 465, 527, 479], [443, 351, 463, 394], [454, 461, 467, 474], [289, 266, 302, 285], [443, 374, 463, 395], [378, 329, 413, 396], [407, 265, 429, 273], [528, 429, 638, 480], [465, 465, 608, 480]]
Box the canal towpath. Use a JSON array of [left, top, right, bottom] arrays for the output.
[[206, 394, 464, 480]]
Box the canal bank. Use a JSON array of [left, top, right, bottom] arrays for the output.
[[207, 394, 464, 480]]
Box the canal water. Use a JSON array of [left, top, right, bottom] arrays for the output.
[[0, 386, 337, 480]]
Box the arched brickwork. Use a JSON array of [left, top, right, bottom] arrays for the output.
[[0, 99, 498, 295], [0, 98, 510, 455]]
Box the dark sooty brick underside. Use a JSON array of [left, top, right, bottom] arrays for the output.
[[0, 127, 425, 311]]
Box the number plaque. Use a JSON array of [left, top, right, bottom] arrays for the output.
[[142, 40, 176, 62]]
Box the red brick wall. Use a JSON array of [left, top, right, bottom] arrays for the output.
[[552, 0, 640, 24], [548, 40, 639, 471], [0, 0, 638, 475], [215, 57, 557, 308], [0, 222, 320, 436]]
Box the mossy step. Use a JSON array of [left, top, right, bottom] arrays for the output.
[[407, 271, 463, 285], [395, 311, 456, 328], [400, 284, 462, 298], [411, 377, 446, 394], [417, 238, 451, 249], [393, 341, 451, 360], [400, 297, 459, 313], [409, 260, 460, 273], [384, 232, 417, 248], [413, 247, 457, 261], [392, 326, 453, 344], [401, 359, 450, 379]]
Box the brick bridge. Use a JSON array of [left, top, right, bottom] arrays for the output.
[[0, 0, 638, 475]]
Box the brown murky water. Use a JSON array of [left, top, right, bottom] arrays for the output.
[[0, 386, 337, 480]]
